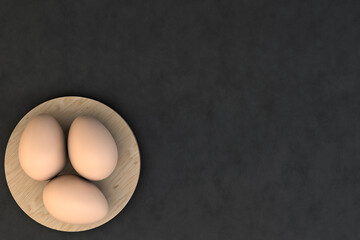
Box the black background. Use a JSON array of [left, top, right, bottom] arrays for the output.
[[1, 0, 360, 239]]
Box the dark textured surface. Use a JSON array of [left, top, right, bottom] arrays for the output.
[[1, 0, 360, 239]]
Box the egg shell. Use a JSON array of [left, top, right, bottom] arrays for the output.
[[68, 116, 118, 181], [18, 114, 65, 181], [43, 175, 108, 225]]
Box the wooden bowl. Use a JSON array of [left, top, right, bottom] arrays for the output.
[[4, 96, 140, 232]]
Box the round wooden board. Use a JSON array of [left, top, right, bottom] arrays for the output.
[[4, 96, 140, 232]]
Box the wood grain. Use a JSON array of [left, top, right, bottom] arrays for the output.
[[4, 96, 140, 232]]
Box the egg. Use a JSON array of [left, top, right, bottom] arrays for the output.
[[68, 116, 118, 181], [43, 175, 108, 224], [18, 114, 65, 181]]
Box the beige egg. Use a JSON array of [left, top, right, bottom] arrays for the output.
[[18, 114, 65, 181], [68, 116, 118, 181], [43, 175, 108, 225]]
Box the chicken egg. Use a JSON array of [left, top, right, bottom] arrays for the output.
[[68, 116, 118, 181], [43, 175, 108, 225], [18, 114, 65, 181]]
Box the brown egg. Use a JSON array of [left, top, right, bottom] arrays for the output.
[[68, 116, 118, 181], [18, 114, 65, 181], [43, 175, 108, 225]]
